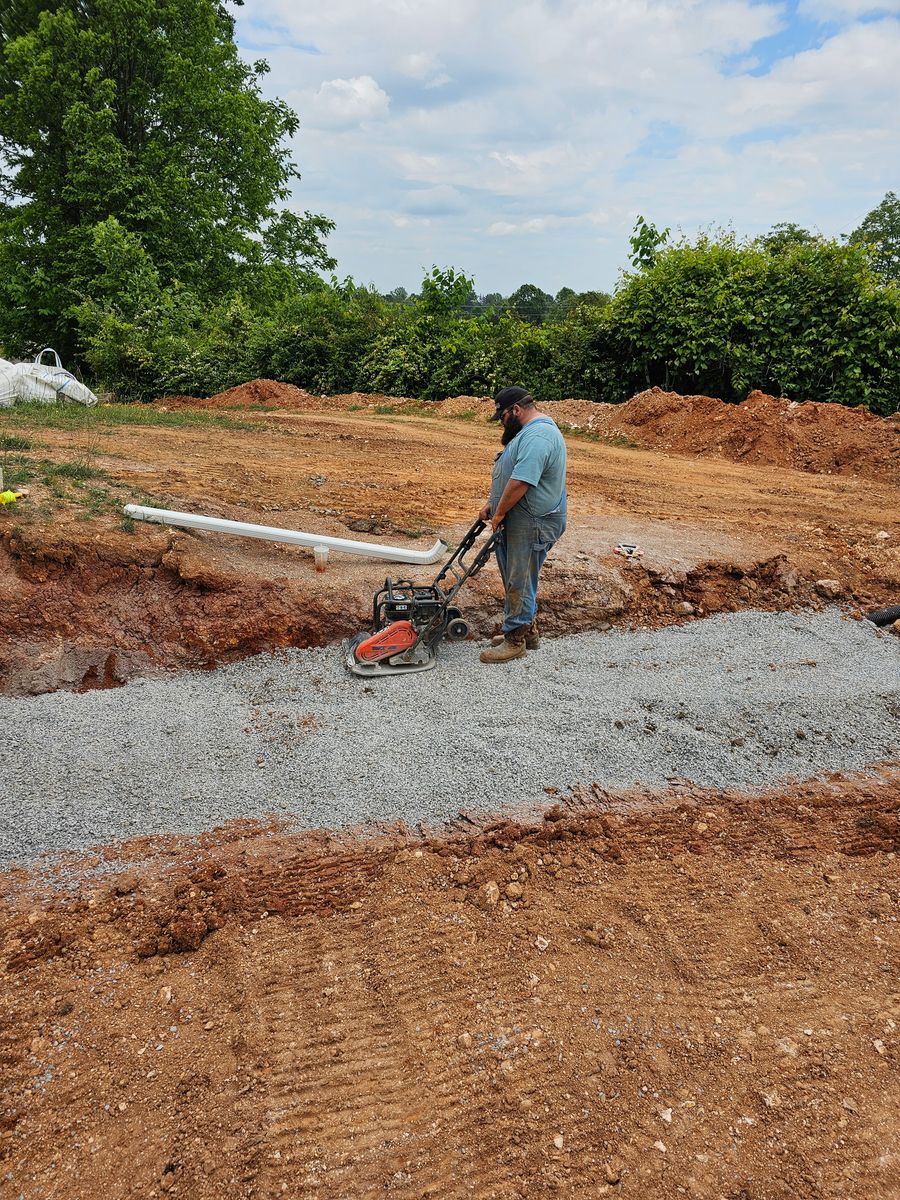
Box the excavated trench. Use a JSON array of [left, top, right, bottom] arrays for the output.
[[0, 520, 866, 696]]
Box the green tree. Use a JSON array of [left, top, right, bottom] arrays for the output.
[[477, 292, 506, 319], [506, 282, 554, 324], [362, 267, 477, 398], [553, 286, 578, 319], [574, 289, 611, 308], [0, 0, 334, 359], [382, 286, 411, 306], [848, 191, 900, 284], [757, 221, 820, 255]]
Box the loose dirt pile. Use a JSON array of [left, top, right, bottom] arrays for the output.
[[161, 379, 320, 410], [591, 388, 900, 486], [1, 774, 898, 1199]]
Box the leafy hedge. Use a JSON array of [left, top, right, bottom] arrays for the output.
[[71, 231, 900, 414]]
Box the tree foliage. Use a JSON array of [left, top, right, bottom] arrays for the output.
[[0, 0, 334, 358], [628, 214, 669, 271], [70, 236, 900, 416], [757, 222, 820, 255], [849, 191, 900, 285], [605, 232, 899, 413]]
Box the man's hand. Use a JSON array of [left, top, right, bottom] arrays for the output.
[[478, 501, 491, 522]]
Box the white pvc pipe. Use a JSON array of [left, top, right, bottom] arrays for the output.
[[123, 504, 447, 565]]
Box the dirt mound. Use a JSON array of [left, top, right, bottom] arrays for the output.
[[550, 387, 900, 486], [160, 379, 319, 409]]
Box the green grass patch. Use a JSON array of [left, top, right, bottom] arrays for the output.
[[0, 452, 33, 490], [0, 401, 265, 433], [0, 433, 33, 451], [45, 459, 98, 481], [0, 451, 144, 521]]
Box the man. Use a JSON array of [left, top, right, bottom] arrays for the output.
[[478, 385, 567, 663]]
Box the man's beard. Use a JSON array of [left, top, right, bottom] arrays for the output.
[[501, 414, 523, 445]]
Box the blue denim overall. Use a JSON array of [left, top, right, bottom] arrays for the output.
[[489, 418, 567, 636]]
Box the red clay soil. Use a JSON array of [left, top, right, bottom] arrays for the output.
[[2, 391, 899, 693], [0, 514, 884, 696], [162, 379, 320, 410], [593, 388, 900, 486], [1, 772, 898, 1199], [1, 396, 899, 1197], [161, 380, 900, 488]]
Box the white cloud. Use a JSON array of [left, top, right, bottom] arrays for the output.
[[311, 76, 390, 129], [400, 51, 450, 88], [235, 2, 900, 292], [489, 217, 564, 236]]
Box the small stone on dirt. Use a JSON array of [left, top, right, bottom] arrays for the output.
[[553, 1134, 565, 1150], [814, 578, 842, 598], [535, 936, 550, 952]]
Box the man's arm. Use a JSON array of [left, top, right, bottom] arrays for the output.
[[489, 479, 529, 530]]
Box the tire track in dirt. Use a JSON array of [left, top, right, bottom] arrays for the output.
[[234, 916, 439, 1196], [232, 889, 548, 1199]]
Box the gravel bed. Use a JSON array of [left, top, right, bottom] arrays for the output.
[[1, 609, 899, 867]]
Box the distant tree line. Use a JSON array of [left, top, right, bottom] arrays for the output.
[[0, 2, 898, 414], [379, 283, 611, 325]]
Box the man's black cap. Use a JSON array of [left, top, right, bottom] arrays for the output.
[[489, 385, 532, 421]]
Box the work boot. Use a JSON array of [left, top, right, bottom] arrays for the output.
[[491, 620, 539, 650], [480, 634, 527, 664]]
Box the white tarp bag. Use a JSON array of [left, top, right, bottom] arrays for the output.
[[0, 348, 98, 408], [0, 358, 17, 408]]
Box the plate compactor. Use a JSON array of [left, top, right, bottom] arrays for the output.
[[344, 518, 499, 676]]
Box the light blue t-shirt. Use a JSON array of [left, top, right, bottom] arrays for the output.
[[489, 415, 567, 518]]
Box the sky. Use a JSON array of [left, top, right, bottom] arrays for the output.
[[234, 0, 900, 297]]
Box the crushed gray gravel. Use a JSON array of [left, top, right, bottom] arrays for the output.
[[1, 608, 898, 867]]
